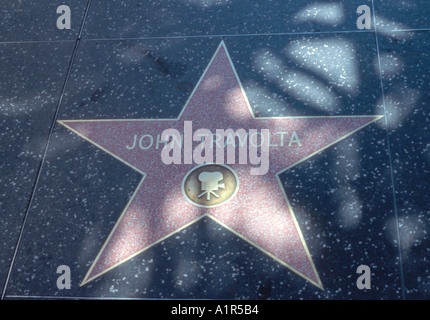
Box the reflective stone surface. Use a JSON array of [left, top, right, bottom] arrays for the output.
[[1, 0, 429, 300]]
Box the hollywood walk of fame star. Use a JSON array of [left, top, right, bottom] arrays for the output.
[[58, 41, 382, 289]]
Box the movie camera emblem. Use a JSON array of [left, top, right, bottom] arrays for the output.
[[182, 164, 239, 208]]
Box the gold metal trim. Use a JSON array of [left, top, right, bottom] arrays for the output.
[[57, 40, 384, 290]]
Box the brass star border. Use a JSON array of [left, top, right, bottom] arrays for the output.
[[58, 41, 383, 289]]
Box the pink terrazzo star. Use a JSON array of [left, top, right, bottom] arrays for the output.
[[59, 41, 382, 288]]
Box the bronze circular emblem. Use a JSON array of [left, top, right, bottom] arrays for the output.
[[182, 164, 239, 208]]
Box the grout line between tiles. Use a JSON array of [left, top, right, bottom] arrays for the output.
[[79, 27, 430, 42], [0, 0, 93, 300], [0, 40, 76, 45], [80, 29, 373, 41], [2, 28, 429, 45], [371, 0, 406, 300]]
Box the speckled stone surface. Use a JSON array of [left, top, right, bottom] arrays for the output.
[[376, 31, 430, 299], [1, 1, 429, 300], [0, 42, 75, 293], [0, 1, 88, 42], [60, 38, 217, 120], [374, 0, 430, 31], [82, 0, 373, 39]]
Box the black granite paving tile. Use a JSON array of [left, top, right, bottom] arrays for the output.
[[2, 127, 143, 297], [0, 1, 89, 42], [0, 42, 76, 294], [82, 0, 373, 39], [225, 33, 381, 117], [374, 0, 430, 31], [377, 31, 430, 299], [3, 38, 223, 298], [3, 33, 403, 298], [282, 129, 403, 299], [59, 37, 221, 120], [60, 32, 382, 120]]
